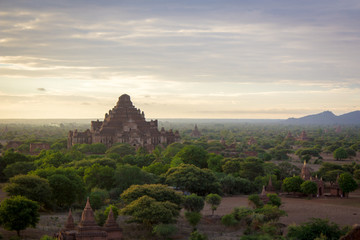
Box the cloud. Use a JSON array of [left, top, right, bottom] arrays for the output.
[[0, 1, 359, 118], [37, 88, 46, 91]]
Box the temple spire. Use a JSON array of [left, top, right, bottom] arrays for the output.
[[104, 207, 118, 227], [79, 197, 97, 227], [65, 209, 75, 230]]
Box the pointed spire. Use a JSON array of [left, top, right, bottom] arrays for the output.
[[268, 176, 273, 187], [79, 197, 97, 227], [261, 185, 266, 196], [65, 209, 75, 230], [104, 207, 118, 228]]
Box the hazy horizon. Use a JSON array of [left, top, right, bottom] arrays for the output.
[[1, 1, 359, 119]]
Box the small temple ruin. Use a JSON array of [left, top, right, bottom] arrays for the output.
[[68, 94, 180, 151], [190, 124, 202, 138], [57, 198, 122, 240], [300, 161, 343, 197]]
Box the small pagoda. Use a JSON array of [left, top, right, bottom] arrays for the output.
[[57, 198, 122, 240]]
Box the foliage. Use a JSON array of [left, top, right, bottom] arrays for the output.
[[205, 193, 222, 215], [239, 158, 265, 181], [40, 235, 56, 240], [105, 143, 136, 157], [282, 176, 304, 193], [0, 196, 40, 236], [175, 145, 208, 168], [89, 188, 109, 210], [3, 162, 35, 179], [266, 193, 281, 207], [189, 230, 208, 240], [120, 195, 179, 226], [287, 218, 348, 240], [183, 194, 205, 213], [152, 224, 178, 240], [185, 211, 202, 229], [338, 172, 358, 196], [31, 167, 86, 204], [207, 153, 223, 172], [248, 194, 263, 209], [142, 162, 170, 176], [165, 164, 221, 196], [48, 174, 77, 208], [221, 213, 238, 227], [113, 164, 158, 195], [84, 163, 115, 190], [222, 159, 241, 174], [277, 162, 301, 180], [220, 175, 255, 195], [95, 204, 119, 226], [300, 181, 318, 197], [333, 147, 348, 160], [120, 184, 183, 206], [4, 174, 52, 208]]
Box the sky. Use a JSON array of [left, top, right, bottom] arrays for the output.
[[1, 0, 360, 119]]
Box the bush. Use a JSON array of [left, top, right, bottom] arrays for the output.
[[152, 224, 177, 239], [266, 194, 281, 207], [183, 194, 204, 213], [221, 214, 238, 227], [248, 194, 263, 209], [185, 211, 202, 230], [287, 218, 348, 240], [189, 230, 208, 240]]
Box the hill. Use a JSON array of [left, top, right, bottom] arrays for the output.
[[284, 111, 360, 125]]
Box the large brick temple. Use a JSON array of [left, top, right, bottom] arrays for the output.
[[67, 94, 180, 151]]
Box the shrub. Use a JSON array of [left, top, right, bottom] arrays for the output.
[[248, 194, 263, 209], [266, 193, 281, 207], [152, 224, 177, 239], [183, 194, 204, 213]]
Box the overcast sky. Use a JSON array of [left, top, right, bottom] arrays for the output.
[[1, 0, 360, 119]]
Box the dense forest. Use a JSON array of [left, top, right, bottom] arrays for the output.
[[0, 120, 359, 239]]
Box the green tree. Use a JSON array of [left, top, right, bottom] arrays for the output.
[[113, 165, 158, 194], [3, 162, 35, 179], [266, 193, 281, 207], [175, 145, 208, 168], [300, 181, 318, 198], [120, 195, 180, 226], [95, 204, 119, 226], [165, 164, 221, 196], [89, 188, 109, 210], [121, 184, 183, 207], [248, 194, 264, 209], [4, 175, 52, 208], [189, 230, 208, 240], [282, 176, 304, 194], [0, 195, 39, 236], [152, 224, 178, 240], [287, 218, 348, 240], [185, 211, 202, 230], [239, 159, 265, 181], [48, 174, 77, 208], [105, 143, 136, 157], [205, 193, 222, 215], [183, 194, 204, 213], [207, 153, 223, 172], [84, 164, 114, 190], [220, 175, 254, 195], [338, 172, 358, 197], [142, 162, 170, 176], [32, 167, 86, 204], [333, 147, 348, 160]]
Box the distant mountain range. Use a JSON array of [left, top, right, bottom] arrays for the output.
[[284, 111, 360, 125]]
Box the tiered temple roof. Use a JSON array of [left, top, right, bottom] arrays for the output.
[[68, 94, 180, 151]]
